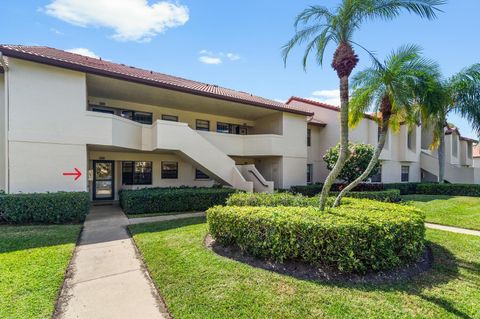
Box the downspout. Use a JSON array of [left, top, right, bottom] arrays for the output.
[[0, 52, 10, 193]]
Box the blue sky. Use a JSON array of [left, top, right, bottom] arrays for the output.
[[1, 0, 479, 138]]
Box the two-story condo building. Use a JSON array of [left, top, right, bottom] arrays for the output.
[[0, 45, 478, 201]]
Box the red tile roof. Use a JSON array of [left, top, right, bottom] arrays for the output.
[[307, 118, 327, 127], [286, 96, 375, 120], [0, 45, 313, 116]]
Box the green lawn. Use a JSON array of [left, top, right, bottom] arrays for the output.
[[0, 225, 81, 319], [130, 217, 480, 319], [403, 195, 480, 230]]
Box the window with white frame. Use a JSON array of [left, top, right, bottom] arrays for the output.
[[401, 165, 409, 182], [307, 164, 313, 184]]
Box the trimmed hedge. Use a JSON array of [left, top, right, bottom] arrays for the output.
[[291, 183, 384, 197], [120, 187, 237, 214], [0, 192, 90, 224], [226, 192, 318, 207], [207, 199, 425, 274], [333, 189, 401, 202], [293, 182, 480, 197], [416, 183, 480, 196]]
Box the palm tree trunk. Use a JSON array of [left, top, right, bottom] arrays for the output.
[[438, 130, 445, 183], [319, 75, 350, 210], [333, 121, 388, 207]]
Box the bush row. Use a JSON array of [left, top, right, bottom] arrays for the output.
[[292, 182, 480, 196], [119, 187, 237, 214], [0, 192, 90, 224], [207, 200, 425, 274]]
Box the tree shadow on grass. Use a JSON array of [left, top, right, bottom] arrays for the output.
[[0, 224, 81, 254], [328, 241, 479, 319], [128, 216, 206, 236]]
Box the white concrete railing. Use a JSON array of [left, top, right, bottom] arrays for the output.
[[420, 150, 475, 184], [236, 164, 274, 193]]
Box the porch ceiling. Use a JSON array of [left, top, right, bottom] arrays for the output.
[[87, 74, 283, 120]]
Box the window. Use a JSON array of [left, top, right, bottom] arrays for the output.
[[371, 165, 382, 182], [91, 106, 115, 114], [162, 114, 178, 122], [122, 161, 152, 185], [121, 110, 153, 124], [307, 128, 311, 146], [216, 122, 246, 135], [196, 119, 210, 131], [452, 136, 458, 157], [195, 169, 210, 180], [307, 164, 313, 184], [162, 162, 178, 179], [407, 131, 413, 150], [468, 144, 473, 159], [401, 165, 409, 182]]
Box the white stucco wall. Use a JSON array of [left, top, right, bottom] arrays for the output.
[[7, 58, 88, 193], [0, 75, 6, 191]]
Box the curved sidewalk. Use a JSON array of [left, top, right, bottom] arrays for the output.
[[425, 222, 480, 236]]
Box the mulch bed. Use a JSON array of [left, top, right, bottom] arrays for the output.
[[205, 234, 433, 284]]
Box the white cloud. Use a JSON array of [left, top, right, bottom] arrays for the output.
[[198, 56, 222, 65], [198, 50, 241, 65], [66, 48, 99, 59], [50, 28, 64, 35], [44, 0, 189, 42], [309, 89, 340, 106]]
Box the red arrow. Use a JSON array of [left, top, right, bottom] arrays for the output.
[[63, 168, 82, 181]]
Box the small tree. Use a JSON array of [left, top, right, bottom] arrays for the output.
[[323, 143, 379, 184]]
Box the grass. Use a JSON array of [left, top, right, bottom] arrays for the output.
[[127, 211, 200, 218], [403, 195, 480, 230], [130, 217, 480, 319], [0, 224, 81, 319]]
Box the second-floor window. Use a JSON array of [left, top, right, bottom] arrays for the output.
[[121, 110, 153, 125], [452, 136, 458, 157], [196, 119, 210, 131], [216, 122, 247, 135], [401, 165, 409, 182], [162, 114, 178, 122], [468, 145, 473, 158], [407, 131, 414, 150], [307, 129, 311, 146], [122, 161, 152, 185]]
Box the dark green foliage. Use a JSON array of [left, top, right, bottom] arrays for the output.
[[383, 183, 420, 195], [0, 192, 89, 224], [416, 183, 480, 196], [207, 199, 425, 274], [227, 190, 400, 207], [120, 187, 237, 214], [323, 143, 380, 183], [332, 189, 401, 202]]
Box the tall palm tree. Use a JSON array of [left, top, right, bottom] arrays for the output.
[[282, 0, 445, 210], [422, 64, 480, 183], [333, 45, 439, 206]]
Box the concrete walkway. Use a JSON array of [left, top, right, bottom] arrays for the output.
[[425, 222, 480, 236], [55, 205, 169, 319]]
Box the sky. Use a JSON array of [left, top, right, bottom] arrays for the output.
[[1, 0, 479, 138]]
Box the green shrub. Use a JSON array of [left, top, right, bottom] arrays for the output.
[[0, 192, 89, 224], [226, 192, 318, 207], [416, 183, 480, 196], [383, 183, 420, 195], [333, 189, 401, 202], [207, 200, 425, 274], [120, 187, 237, 214], [291, 183, 384, 196], [290, 184, 324, 197], [323, 143, 380, 183]]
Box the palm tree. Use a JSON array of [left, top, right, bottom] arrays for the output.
[[333, 45, 439, 206], [422, 64, 480, 183], [282, 0, 444, 210]]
